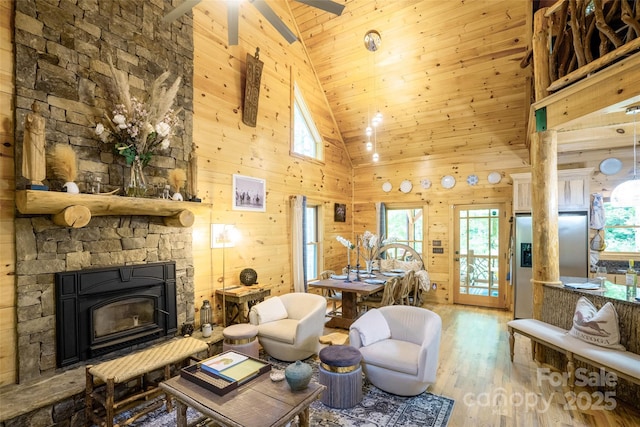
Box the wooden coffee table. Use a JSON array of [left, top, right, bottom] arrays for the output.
[[160, 372, 324, 427]]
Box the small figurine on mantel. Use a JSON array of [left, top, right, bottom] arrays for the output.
[[168, 168, 186, 201], [188, 142, 201, 202], [22, 101, 48, 190]]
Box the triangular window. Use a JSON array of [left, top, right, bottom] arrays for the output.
[[292, 83, 322, 161]]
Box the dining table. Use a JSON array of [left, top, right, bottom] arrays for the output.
[[308, 271, 404, 329]]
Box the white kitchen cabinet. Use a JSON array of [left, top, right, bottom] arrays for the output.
[[510, 168, 593, 213]]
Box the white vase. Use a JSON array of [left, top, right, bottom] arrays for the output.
[[172, 192, 183, 201], [63, 182, 79, 194]]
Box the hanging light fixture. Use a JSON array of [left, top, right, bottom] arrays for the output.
[[611, 105, 640, 207], [364, 30, 382, 162]]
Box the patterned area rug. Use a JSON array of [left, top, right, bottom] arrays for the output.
[[112, 355, 454, 427]]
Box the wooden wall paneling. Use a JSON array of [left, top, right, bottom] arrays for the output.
[[0, 0, 15, 386], [192, 4, 353, 316]]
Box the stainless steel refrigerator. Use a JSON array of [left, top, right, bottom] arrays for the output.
[[513, 212, 589, 318]]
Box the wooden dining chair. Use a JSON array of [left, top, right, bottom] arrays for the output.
[[319, 269, 342, 315], [394, 271, 413, 305], [358, 276, 399, 312]]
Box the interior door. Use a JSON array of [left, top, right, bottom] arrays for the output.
[[454, 204, 507, 309]]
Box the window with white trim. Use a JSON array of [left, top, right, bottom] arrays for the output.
[[603, 202, 640, 253], [292, 83, 323, 161]]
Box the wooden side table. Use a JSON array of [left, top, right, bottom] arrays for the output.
[[216, 285, 271, 325]]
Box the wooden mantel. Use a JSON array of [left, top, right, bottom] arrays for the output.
[[15, 190, 208, 228]]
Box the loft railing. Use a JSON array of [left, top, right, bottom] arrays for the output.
[[530, 0, 640, 102]]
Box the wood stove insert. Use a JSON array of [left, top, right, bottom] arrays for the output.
[[55, 262, 177, 367]]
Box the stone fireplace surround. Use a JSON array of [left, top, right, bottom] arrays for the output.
[[14, 215, 195, 383]]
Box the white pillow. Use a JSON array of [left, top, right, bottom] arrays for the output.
[[568, 296, 625, 351], [352, 309, 391, 346], [254, 297, 288, 324]]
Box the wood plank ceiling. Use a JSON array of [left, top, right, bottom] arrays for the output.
[[191, 0, 639, 166], [289, 0, 531, 167]]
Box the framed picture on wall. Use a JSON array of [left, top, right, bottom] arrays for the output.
[[334, 203, 346, 222], [233, 174, 266, 212]]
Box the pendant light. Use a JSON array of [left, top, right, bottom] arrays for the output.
[[364, 30, 382, 162], [610, 106, 640, 207]]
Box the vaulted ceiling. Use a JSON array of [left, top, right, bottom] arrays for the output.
[[290, 0, 531, 167], [188, 0, 638, 167]]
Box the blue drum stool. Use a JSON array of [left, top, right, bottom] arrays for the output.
[[318, 345, 363, 408]]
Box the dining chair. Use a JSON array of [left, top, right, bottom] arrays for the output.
[[319, 269, 342, 315], [393, 271, 412, 305], [358, 276, 399, 312], [398, 270, 415, 305]]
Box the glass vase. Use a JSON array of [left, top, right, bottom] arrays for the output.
[[366, 260, 374, 274], [126, 156, 147, 197]]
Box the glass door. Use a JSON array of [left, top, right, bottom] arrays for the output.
[[454, 204, 507, 309]]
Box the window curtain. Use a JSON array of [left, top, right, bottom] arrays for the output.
[[376, 202, 386, 240], [291, 195, 307, 292]]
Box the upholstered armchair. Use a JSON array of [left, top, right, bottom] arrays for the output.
[[249, 292, 327, 362], [349, 305, 441, 396]]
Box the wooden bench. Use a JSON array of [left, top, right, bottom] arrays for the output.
[[85, 336, 209, 427], [507, 318, 640, 389]]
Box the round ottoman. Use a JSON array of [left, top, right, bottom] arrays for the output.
[[318, 345, 363, 408], [222, 323, 259, 358]]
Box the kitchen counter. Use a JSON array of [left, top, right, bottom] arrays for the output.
[[547, 276, 639, 304]]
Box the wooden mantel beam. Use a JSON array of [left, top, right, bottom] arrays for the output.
[[15, 190, 208, 228]]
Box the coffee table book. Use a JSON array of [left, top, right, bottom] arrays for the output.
[[180, 351, 271, 395]]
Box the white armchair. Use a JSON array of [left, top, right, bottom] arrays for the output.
[[249, 292, 327, 362], [349, 305, 441, 396]]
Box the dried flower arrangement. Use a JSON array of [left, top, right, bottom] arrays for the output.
[[50, 144, 79, 193], [50, 144, 78, 182], [168, 169, 186, 201], [95, 58, 182, 167]]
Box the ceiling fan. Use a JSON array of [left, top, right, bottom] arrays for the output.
[[163, 0, 345, 45]]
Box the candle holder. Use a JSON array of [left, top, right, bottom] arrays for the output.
[[345, 264, 352, 282], [356, 263, 361, 282]]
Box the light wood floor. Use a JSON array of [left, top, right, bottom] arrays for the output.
[[328, 303, 640, 427]]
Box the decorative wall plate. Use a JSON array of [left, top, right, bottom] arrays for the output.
[[466, 174, 479, 186], [441, 175, 456, 189], [400, 180, 413, 193], [599, 158, 622, 175], [382, 181, 392, 192], [487, 172, 502, 184], [420, 178, 432, 189]]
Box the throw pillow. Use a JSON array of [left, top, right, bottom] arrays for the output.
[[351, 308, 391, 346], [568, 296, 625, 350], [254, 297, 288, 324]]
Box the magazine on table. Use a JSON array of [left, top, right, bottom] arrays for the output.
[[200, 351, 265, 383]]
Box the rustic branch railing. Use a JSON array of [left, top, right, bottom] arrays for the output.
[[531, 0, 640, 100]]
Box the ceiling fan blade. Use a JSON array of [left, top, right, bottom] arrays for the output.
[[295, 0, 345, 16], [228, 1, 239, 45], [251, 0, 298, 44], [162, 0, 202, 23]]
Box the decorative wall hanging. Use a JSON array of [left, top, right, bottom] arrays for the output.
[[487, 172, 502, 184], [243, 48, 264, 127], [334, 203, 346, 222], [400, 180, 413, 193], [233, 174, 266, 212], [441, 175, 456, 189]]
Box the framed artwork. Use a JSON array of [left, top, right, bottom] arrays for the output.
[[233, 174, 266, 212], [334, 203, 346, 222]]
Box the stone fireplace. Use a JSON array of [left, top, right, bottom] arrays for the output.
[[15, 215, 195, 382], [55, 261, 178, 367]]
